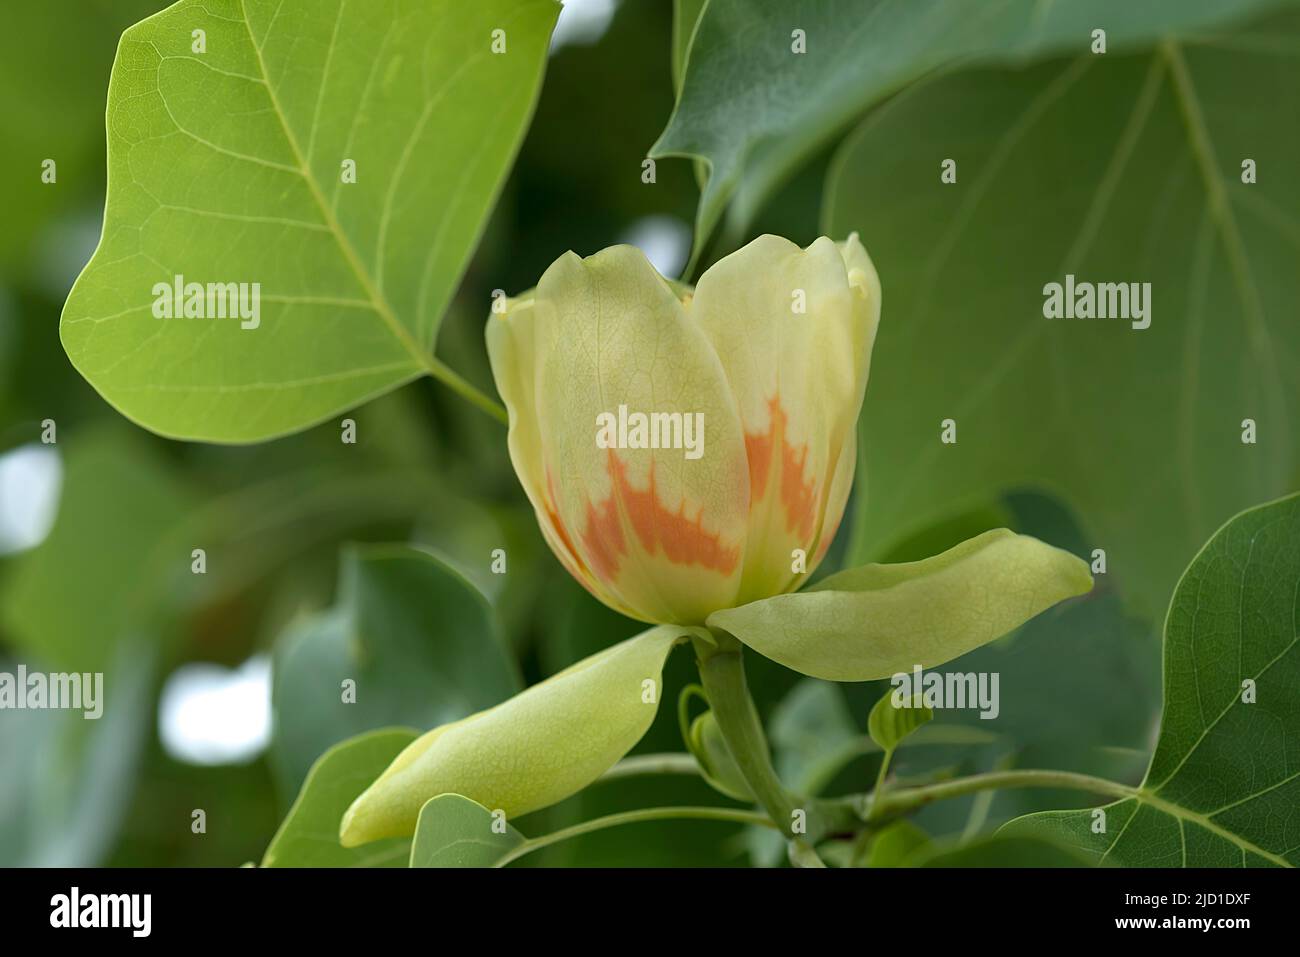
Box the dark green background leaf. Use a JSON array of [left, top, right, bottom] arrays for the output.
[[656, 0, 1289, 252], [271, 545, 519, 798], [827, 10, 1300, 619]]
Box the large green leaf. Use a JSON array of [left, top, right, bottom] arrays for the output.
[[707, 529, 1092, 681], [271, 544, 520, 798], [61, 0, 559, 441], [409, 794, 524, 868], [827, 12, 1300, 617], [262, 728, 416, 867], [653, 0, 1289, 253], [1002, 493, 1300, 866]]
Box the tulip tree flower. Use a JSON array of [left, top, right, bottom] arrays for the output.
[[340, 235, 1092, 849]]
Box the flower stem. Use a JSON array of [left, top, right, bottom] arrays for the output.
[[692, 631, 803, 838], [494, 806, 775, 867]]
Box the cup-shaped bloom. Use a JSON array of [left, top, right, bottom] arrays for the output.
[[487, 234, 880, 625]]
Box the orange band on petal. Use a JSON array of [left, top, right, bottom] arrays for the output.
[[577, 451, 741, 584], [581, 484, 627, 584], [745, 396, 818, 543], [544, 472, 597, 580], [744, 427, 774, 500]]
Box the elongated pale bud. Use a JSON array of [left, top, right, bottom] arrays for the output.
[[340, 627, 683, 846]]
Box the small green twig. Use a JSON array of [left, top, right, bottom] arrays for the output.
[[961, 753, 1015, 841], [865, 745, 896, 823], [867, 769, 1137, 822], [427, 355, 508, 424], [597, 753, 702, 782]]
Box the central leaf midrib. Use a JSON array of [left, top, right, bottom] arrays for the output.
[[1161, 38, 1287, 432], [237, 0, 433, 378], [1130, 788, 1291, 866]]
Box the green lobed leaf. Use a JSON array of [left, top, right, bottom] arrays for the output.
[[868, 690, 933, 753], [826, 10, 1300, 617], [61, 0, 559, 441], [262, 728, 417, 868], [707, 529, 1092, 681], [409, 794, 524, 868], [270, 544, 520, 798], [1001, 492, 1300, 866], [653, 0, 1292, 254]]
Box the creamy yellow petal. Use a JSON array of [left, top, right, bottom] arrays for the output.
[[524, 245, 751, 624], [691, 233, 881, 602], [488, 291, 636, 616]]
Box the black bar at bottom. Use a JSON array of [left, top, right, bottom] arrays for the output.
[[0, 866, 1290, 942]]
